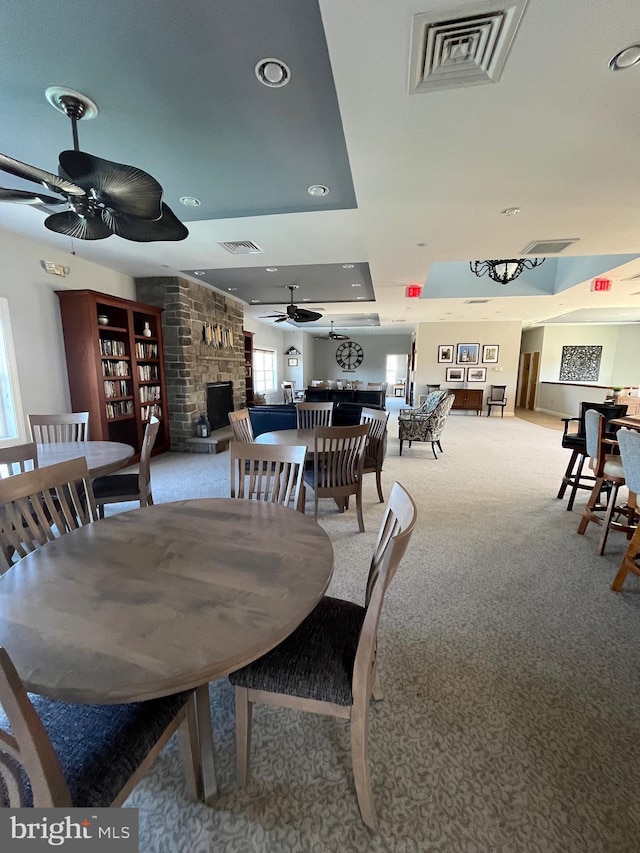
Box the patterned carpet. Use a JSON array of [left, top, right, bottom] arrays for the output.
[[115, 406, 640, 852]]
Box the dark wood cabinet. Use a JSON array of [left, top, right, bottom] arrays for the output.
[[56, 289, 169, 460], [447, 387, 483, 415], [243, 331, 254, 405]]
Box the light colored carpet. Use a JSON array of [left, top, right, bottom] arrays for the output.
[[110, 405, 640, 852]]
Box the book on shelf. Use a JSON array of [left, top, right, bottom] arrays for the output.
[[103, 360, 129, 377], [99, 339, 127, 357], [141, 403, 162, 421], [105, 400, 135, 419], [104, 379, 131, 399], [135, 342, 158, 359], [139, 385, 161, 403], [137, 364, 159, 381]]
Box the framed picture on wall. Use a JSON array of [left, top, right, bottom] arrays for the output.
[[467, 367, 487, 382], [287, 357, 298, 366], [456, 343, 479, 365], [482, 344, 499, 363], [446, 367, 465, 382], [438, 344, 454, 363]]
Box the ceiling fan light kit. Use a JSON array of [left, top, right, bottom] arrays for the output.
[[469, 257, 545, 284], [0, 88, 188, 243]]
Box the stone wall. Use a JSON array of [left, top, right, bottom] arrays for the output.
[[135, 276, 245, 450]]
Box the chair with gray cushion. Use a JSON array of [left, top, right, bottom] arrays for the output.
[[611, 428, 640, 591], [486, 385, 507, 417], [0, 646, 200, 807], [92, 417, 159, 518], [398, 393, 455, 457], [229, 482, 417, 830]]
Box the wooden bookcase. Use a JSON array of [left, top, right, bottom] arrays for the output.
[[243, 330, 254, 405], [56, 289, 169, 460]]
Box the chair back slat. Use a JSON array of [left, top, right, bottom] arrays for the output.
[[313, 424, 369, 491], [0, 458, 97, 567], [28, 414, 89, 444], [0, 443, 38, 478], [229, 408, 254, 442], [297, 402, 333, 430], [230, 442, 307, 511]]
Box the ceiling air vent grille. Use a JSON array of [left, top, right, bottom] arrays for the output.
[[218, 241, 264, 255], [408, 0, 530, 94], [465, 299, 490, 304], [520, 238, 580, 255]]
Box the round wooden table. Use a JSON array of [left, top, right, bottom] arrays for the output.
[[36, 440, 135, 477], [255, 429, 314, 453], [0, 498, 333, 801]]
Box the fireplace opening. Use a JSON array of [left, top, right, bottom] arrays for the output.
[[206, 381, 234, 431]]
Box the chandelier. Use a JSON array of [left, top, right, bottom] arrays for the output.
[[469, 257, 545, 284]]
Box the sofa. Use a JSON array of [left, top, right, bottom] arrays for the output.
[[248, 401, 379, 437], [304, 388, 386, 409]]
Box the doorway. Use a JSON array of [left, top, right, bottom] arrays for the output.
[[386, 354, 409, 399], [518, 351, 540, 410]]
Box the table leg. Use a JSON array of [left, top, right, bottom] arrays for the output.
[[195, 683, 218, 802]]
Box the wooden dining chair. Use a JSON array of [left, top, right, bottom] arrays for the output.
[[296, 402, 333, 430], [577, 409, 631, 554], [0, 645, 201, 807], [229, 482, 417, 830], [360, 408, 389, 503], [230, 442, 307, 512], [0, 457, 99, 569], [0, 442, 38, 478], [611, 428, 640, 591], [91, 417, 160, 518], [229, 408, 254, 443], [308, 423, 369, 531], [28, 412, 89, 443]]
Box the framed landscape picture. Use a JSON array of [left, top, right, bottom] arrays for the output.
[[482, 344, 499, 363], [287, 357, 298, 366], [456, 343, 479, 365], [446, 366, 465, 382], [467, 367, 487, 382], [438, 344, 454, 363]]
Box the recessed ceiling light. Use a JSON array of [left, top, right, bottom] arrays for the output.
[[609, 44, 640, 70], [342, 263, 354, 269], [416, 242, 426, 247], [307, 185, 329, 196], [255, 58, 291, 87], [194, 271, 206, 276], [265, 267, 278, 272], [356, 296, 366, 300], [180, 196, 201, 206], [251, 299, 261, 304], [501, 207, 520, 216], [302, 298, 311, 302], [227, 287, 237, 292], [351, 283, 362, 287]]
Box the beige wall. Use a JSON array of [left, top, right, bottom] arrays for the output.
[[0, 230, 134, 440], [415, 321, 522, 415]]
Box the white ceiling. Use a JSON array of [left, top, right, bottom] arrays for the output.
[[0, 0, 639, 333]]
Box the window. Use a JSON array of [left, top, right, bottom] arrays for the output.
[[253, 348, 277, 394], [0, 298, 24, 446]]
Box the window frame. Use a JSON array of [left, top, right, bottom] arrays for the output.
[[252, 347, 278, 394], [0, 297, 25, 448]]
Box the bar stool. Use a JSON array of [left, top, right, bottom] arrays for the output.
[[611, 428, 640, 590]]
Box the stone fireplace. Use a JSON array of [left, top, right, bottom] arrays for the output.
[[135, 276, 245, 451], [207, 381, 234, 431]]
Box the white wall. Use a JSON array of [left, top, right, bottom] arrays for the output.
[[311, 332, 411, 386], [612, 325, 640, 388], [242, 317, 288, 403], [415, 321, 522, 414], [0, 230, 134, 439]]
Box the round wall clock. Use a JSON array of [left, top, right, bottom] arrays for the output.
[[335, 341, 363, 369]]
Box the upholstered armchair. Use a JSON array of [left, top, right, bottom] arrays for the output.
[[398, 393, 455, 458], [399, 389, 447, 418]]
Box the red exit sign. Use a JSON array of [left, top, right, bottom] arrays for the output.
[[591, 278, 612, 292], [406, 285, 422, 298]]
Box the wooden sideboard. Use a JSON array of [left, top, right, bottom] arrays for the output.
[[615, 394, 640, 417], [446, 388, 483, 415]]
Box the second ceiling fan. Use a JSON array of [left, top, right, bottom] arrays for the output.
[[313, 321, 350, 341]]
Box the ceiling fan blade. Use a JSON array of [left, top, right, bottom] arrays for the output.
[[101, 204, 188, 242], [44, 211, 112, 240], [0, 187, 64, 205], [259, 314, 286, 319], [59, 150, 164, 220], [0, 152, 84, 197], [332, 333, 350, 340], [274, 316, 289, 323], [292, 309, 323, 322], [313, 335, 330, 340]]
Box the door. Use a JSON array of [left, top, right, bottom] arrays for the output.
[[527, 351, 540, 410], [519, 353, 531, 408]]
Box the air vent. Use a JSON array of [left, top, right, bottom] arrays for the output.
[[464, 299, 490, 304], [408, 0, 530, 94], [520, 238, 580, 255], [218, 241, 263, 255]]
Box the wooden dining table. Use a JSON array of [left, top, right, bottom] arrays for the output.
[[255, 428, 314, 455], [0, 498, 334, 803], [610, 416, 640, 432], [36, 440, 135, 477]]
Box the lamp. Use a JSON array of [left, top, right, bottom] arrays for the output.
[[469, 257, 545, 284]]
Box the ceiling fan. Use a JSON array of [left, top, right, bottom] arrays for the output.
[[0, 87, 188, 242], [314, 321, 350, 341], [260, 285, 323, 323]]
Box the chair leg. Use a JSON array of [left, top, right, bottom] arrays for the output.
[[597, 482, 620, 556], [567, 454, 587, 511], [356, 487, 365, 533], [436, 440, 443, 454], [578, 478, 604, 535], [375, 470, 384, 503], [314, 491, 319, 522], [557, 449, 579, 499], [235, 686, 252, 788], [399, 440, 403, 456], [350, 702, 377, 830], [431, 442, 437, 459], [611, 524, 640, 591]]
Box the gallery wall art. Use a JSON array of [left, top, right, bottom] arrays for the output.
[[559, 345, 602, 382]]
